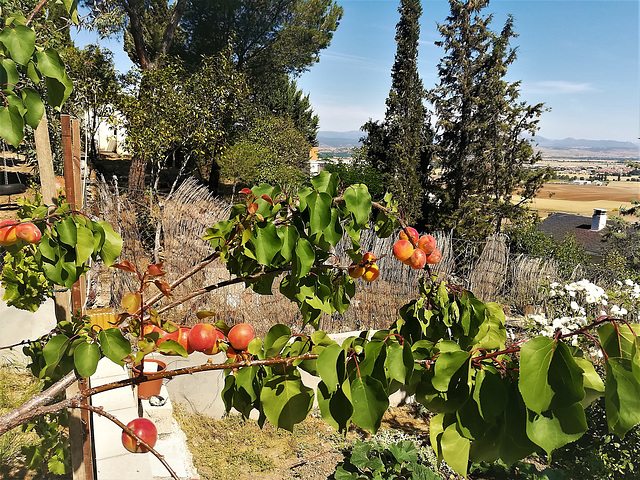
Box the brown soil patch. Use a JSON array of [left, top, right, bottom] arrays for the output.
[[515, 182, 640, 217], [538, 182, 639, 202]]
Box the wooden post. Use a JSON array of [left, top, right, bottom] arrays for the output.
[[62, 114, 95, 480]]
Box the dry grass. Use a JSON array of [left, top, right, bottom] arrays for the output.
[[173, 403, 442, 480], [0, 365, 45, 479]]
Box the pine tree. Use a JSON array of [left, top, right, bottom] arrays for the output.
[[362, 0, 431, 224], [426, 0, 548, 239]]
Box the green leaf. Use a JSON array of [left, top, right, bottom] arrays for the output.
[[432, 350, 470, 392], [1, 58, 19, 87], [42, 335, 71, 373], [385, 342, 413, 384], [350, 376, 389, 433], [441, 423, 470, 476], [548, 341, 585, 408], [343, 184, 372, 227], [317, 381, 353, 433], [98, 328, 131, 366], [34, 49, 67, 80], [518, 336, 555, 414], [317, 343, 344, 393], [263, 324, 291, 358], [574, 357, 604, 407], [605, 355, 640, 438], [96, 221, 122, 265], [252, 222, 280, 265], [56, 217, 77, 246], [0, 105, 24, 147], [0, 25, 36, 65], [526, 403, 587, 456], [45, 75, 73, 109], [276, 225, 298, 262], [260, 372, 314, 432], [21, 88, 44, 129], [472, 368, 508, 420], [75, 224, 95, 265], [310, 171, 339, 195], [74, 342, 100, 378], [306, 191, 332, 235], [292, 238, 315, 278]]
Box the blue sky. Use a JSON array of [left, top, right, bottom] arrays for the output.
[[73, 0, 639, 142]]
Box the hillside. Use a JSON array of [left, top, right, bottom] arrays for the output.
[[318, 131, 640, 158]]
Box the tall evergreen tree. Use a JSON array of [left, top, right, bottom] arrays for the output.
[[426, 0, 548, 238], [361, 0, 431, 224]]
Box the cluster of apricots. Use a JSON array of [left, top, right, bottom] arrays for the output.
[[123, 322, 256, 454], [0, 220, 42, 247], [142, 322, 255, 360], [348, 252, 380, 282], [392, 227, 442, 270]]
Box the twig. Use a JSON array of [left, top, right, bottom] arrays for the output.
[[75, 403, 180, 480]]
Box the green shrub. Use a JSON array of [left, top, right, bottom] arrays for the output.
[[332, 439, 441, 479]]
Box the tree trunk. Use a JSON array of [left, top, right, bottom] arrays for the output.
[[128, 153, 147, 198], [207, 158, 220, 195]]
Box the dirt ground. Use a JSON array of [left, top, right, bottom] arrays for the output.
[[514, 181, 639, 217]]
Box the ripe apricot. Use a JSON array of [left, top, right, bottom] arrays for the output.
[[398, 227, 419, 244], [393, 239, 414, 262], [418, 235, 436, 255], [408, 248, 427, 270], [348, 264, 365, 278], [426, 248, 442, 265], [363, 264, 380, 282]]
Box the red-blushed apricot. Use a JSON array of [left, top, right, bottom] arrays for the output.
[[393, 239, 414, 262], [408, 248, 427, 270], [203, 329, 226, 355], [121, 418, 157, 453], [0, 220, 19, 247], [426, 248, 442, 265], [15, 222, 41, 244], [418, 235, 436, 255], [228, 323, 255, 351], [348, 264, 365, 278], [188, 323, 219, 353], [362, 252, 377, 264], [398, 227, 419, 244], [363, 264, 380, 282]]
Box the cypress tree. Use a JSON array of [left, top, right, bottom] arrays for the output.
[[362, 0, 431, 224], [427, 0, 548, 238]]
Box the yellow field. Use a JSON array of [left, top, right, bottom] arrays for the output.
[[514, 181, 640, 217]]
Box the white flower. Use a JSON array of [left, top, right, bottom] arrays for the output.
[[569, 291, 576, 297], [550, 290, 557, 297], [601, 299, 608, 306], [570, 301, 580, 311], [550, 282, 560, 288], [621, 308, 628, 315], [625, 279, 634, 286]]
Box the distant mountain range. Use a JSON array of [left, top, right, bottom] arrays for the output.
[[317, 131, 640, 153]]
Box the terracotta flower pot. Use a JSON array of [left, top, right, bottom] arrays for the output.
[[132, 359, 167, 399]]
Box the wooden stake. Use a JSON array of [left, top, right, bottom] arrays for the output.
[[62, 114, 95, 480]]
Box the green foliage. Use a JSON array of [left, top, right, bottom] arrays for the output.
[[1, 195, 123, 310], [551, 397, 640, 479], [119, 52, 250, 189], [324, 153, 386, 201], [426, 0, 547, 238], [361, 0, 431, 225], [0, 1, 77, 147], [333, 439, 440, 479], [222, 114, 312, 194], [601, 215, 640, 281], [506, 222, 589, 276], [21, 412, 69, 476], [178, 0, 343, 78]]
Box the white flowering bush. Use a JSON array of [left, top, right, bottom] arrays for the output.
[[525, 279, 640, 347]]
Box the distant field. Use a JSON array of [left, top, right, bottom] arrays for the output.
[[514, 181, 640, 217]]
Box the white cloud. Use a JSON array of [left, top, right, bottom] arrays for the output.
[[523, 81, 597, 95]]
